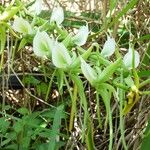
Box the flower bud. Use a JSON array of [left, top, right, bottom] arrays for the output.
[[101, 36, 116, 57], [50, 6, 64, 26], [72, 24, 89, 46], [123, 48, 140, 69]]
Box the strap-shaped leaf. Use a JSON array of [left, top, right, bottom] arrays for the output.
[[97, 57, 122, 83], [0, 6, 21, 21]]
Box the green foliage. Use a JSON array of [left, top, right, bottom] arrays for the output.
[[0, 106, 66, 150], [0, 0, 149, 149], [141, 119, 150, 150]]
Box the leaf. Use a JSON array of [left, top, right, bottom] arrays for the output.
[[141, 119, 150, 150], [18, 38, 27, 50], [0, 6, 21, 21], [0, 26, 6, 54], [48, 105, 64, 150], [52, 41, 72, 69], [86, 118, 95, 150], [80, 57, 98, 84], [0, 118, 10, 134], [72, 24, 89, 46], [97, 57, 122, 83], [23, 75, 40, 85], [33, 31, 53, 57], [50, 6, 64, 25], [12, 17, 32, 35], [13, 120, 24, 133], [101, 36, 116, 58], [17, 107, 29, 115], [123, 48, 140, 69], [37, 82, 48, 95], [124, 75, 134, 87]]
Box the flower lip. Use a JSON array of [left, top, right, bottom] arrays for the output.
[[51, 41, 73, 69]]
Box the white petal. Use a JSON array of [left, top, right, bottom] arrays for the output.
[[72, 24, 89, 46], [50, 6, 64, 25], [33, 31, 53, 57], [29, 0, 42, 15], [80, 57, 97, 84], [12, 17, 32, 34], [123, 48, 140, 69], [101, 36, 116, 57], [52, 42, 72, 69]]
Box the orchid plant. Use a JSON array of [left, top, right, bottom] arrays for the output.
[[0, 0, 149, 149]]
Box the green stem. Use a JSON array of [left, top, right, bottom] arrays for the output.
[[119, 69, 128, 150], [141, 91, 150, 95], [69, 83, 77, 131], [45, 70, 56, 102], [139, 78, 150, 88], [70, 74, 88, 142], [99, 91, 113, 150], [96, 93, 102, 129]]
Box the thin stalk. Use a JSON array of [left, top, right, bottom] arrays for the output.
[[96, 93, 102, 129], [41, 60, 47, 82], [70, 74, 88, 142], [11, 38, 18, 68], [108, 107, 113, 150], [99, 91, 113, 150], [139, 78, 150, 88], [141, 91, 150, 95], [69, 83, 77, 131], [119, 69, 128, 150], [45, 70, 56, 102]]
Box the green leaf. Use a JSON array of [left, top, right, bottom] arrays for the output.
[[48, 105, 64, 150], [0, 26, 6, 54], [12, 17, 32, 35], [37, 82, 48, 95], [18, 38, 27, 50], [86, 118, 95, 150], [124, 75, 134, 87], [0, 6, 22, 21], [138, 70, 150, 77], [115, 0, 138, 21], [13, 120, 23, 133], [17, 107, 29, 115], [23, 75, 40, 85], [141, 119, 150, 150], [97, 57, 122, 83], [0, 118, 10, 134]]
